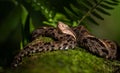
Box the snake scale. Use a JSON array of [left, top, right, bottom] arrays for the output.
[[11, 22, 120, 68], [11, 22, 77, 68]]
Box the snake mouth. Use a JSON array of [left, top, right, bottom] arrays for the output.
[[57, 21, 76, 40]]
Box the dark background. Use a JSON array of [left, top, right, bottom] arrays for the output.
[[0, 0, 120, 68]]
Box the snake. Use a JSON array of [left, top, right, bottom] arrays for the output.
[[11, 22, 120, 68], [73, 25, 120, 59], [11, 22, 77, 68]]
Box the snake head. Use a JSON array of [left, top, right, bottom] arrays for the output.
[[57, 21, 76, 40]]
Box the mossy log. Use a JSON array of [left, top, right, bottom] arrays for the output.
[[2, 37, 120, 73]]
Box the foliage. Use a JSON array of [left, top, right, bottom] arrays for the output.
[[23, 0, 119, 26], [0, 0, 119, 47], [0, 0, 120, 72]]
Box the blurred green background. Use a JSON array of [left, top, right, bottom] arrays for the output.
[[0, 0, 120, 72], [90, 4, 120, 42]]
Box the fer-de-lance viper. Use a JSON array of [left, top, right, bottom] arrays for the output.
[[11, 22, 77, 68], [11, 22, 120, 68]]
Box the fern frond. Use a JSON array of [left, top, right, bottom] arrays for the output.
[[26, 0, 55, 20], [74, 0, 120, 25], [24, 0, 119, 26]]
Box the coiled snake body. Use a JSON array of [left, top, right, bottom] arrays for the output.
[[73, 26, 120, 59], [11, 22, 77, 68], [11, 22, 120, 68]]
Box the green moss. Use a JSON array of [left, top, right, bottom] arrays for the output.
[[5, 48, 120, 73], [3, 37, 120, 73]]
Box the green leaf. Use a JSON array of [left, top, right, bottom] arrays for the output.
[[100, 3, 114, 9], [64, 7, 79, 20], [103, 1, 119, 5], [87, 16, 99, 25], [92, 11, 104, 20], [96, 7, 111, 15], [23, 0, 119, 26]]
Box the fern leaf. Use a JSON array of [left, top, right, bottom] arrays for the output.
[[91, 11, 104, 20], [26, 0, 55, 21], [96, 7, 111, 15], [64, 7, 79, 20], [76, 0, 119, 25], [70, 4, 84, 17], [23, 0, 119, 26], [100, 3, 114, 9], [103, 1, 119, 5]]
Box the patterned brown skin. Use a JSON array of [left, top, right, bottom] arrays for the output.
[[31, 27, 58, 41], [11, 22, 120, 68], [73, 25, 119, 60], [11, 22, 77, 68], [32, 24, 119, 60], [31, 22, 76, 40]]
